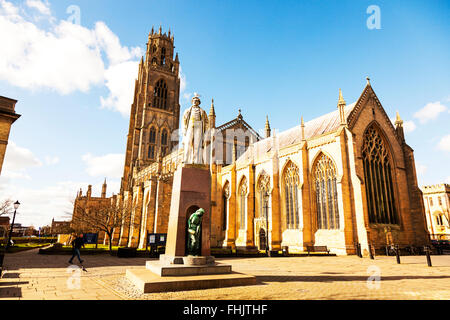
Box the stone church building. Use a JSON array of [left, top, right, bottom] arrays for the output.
[[83, 28, 430, 255]]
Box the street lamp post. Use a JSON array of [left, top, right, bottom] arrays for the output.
[[6, 201, 20, 249], [263, 191, 270, 257]]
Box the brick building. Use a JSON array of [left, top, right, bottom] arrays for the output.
[[71, 180, 112, 243], [50, 218, 71, 236]]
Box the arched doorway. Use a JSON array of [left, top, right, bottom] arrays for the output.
[[259, 228, 267, 251]]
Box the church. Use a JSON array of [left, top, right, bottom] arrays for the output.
[[93, 28, 429, 256]]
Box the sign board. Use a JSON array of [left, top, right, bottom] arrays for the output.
[[83, 233, 98, 244], [147, 233, 167, 246]]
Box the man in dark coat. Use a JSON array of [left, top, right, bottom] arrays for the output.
[[69, 233, 85, 264]]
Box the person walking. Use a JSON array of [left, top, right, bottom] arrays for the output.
[[69, 233, 85, 264]]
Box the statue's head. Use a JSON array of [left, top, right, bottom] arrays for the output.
[[192, 96, 201, 107], [196, 208, 205, 216]]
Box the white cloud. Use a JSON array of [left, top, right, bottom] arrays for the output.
[[0, 179, 120, 228], [446, 176, 450, 184], [438, 134, 450, 152], [414, 102, 448, 124], [2, 141, 42, 171], [44, 155, 59, 165], [390, 117, 416, 133], [415, 163, 427, 176], [0, 0, 142, 115], [25, 0, 50, 15], [100, 59, 139, 115], [179, 66, 192, 104], [403, 120, 416, 133], [82, 153, 124, 178]]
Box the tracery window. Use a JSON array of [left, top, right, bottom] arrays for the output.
[[362, 125, 398, 225], [283, 162, 300, 229], [238, 177, 248, 230], [313, 154, 339, 230], [153, 79, 168, 110], [257, 173, 270, 222], [148, 127, 156, 160], [161, 129, 169, 157]]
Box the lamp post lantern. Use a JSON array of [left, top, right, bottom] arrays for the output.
[[6, 201, 20, 249]]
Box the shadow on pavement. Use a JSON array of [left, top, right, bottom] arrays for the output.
[[0, 281, 29, 286], [2, 249, 154, 270], [255, 275, 450, 283], [1, 273, 20, 278], [0, 286, 22, 298]]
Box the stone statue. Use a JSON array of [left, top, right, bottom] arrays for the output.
[[187, 208, 205, 256], [182, 94, 209, 164]]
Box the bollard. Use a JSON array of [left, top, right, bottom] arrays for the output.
[[369, 244, 374, 260], [425, 246, 432, 267], [395, 245, 401, 264], [355, 243, 362, 258]]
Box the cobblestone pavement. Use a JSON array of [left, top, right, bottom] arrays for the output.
[[1, 248, 449, 300]]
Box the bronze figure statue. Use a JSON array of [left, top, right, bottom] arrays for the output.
[[187, 208, 205, 256]]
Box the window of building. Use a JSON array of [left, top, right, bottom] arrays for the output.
[[430, 197, 434, 206], [436, 215, 443, 226], [362, 125, 398, 225], [257, 173, 270, 222], [148, 127, 156, 160], [438, 196, 442, 206], [161, 129, 169, 157], [153, 79, 168, 110], [222, 183, 230, 231], [238, 177, 247, 230], [160, 47, 166, 66], [283, 161, 300, 229], [313, 154, 340, 230]]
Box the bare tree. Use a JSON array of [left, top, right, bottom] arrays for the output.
[[71, 199, 135, 252], [0, 199, 13, 217]]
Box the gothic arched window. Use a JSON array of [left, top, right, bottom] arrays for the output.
[[313, 154, 339, 230], [161, 129, 169, 157], [148, 127, 156, 160], [257, 173, 270, 222], [238, 177, 248, 230], [153, 80, 168, 110], [362, 125, 398, 225], [283, 162, 300, 229]]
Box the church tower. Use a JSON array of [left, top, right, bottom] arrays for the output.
[[121, 27, 181, 192]]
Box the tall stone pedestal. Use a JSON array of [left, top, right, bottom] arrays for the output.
[[126, 164, 256, 293], [164, 164, 211, 261]]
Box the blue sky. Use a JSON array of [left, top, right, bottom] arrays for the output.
[[0, 0, 449, 227]]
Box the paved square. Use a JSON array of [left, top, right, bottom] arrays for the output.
[[1, 248, 449, 300]]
